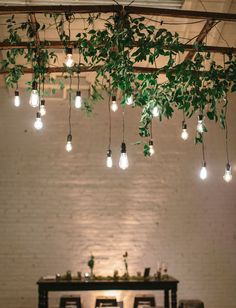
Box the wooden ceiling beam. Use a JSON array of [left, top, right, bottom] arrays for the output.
[[185, 19, 218, 60], [0, 5, 235, 21], [0, 65, 211, 75], [0, 41, 235, 54]]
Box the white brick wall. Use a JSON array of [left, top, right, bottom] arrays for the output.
[[0, 88, 236, 308]]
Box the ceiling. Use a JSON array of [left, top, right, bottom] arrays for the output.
[[0, 0, 235, 93], [0, 0, 184, 9]]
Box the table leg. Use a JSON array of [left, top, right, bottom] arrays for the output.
[[38, 287, 48, 308], [164, 290, 170, 308], [171, 288, 177, 308]]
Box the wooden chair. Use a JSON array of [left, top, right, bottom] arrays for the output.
[[133, 295, 156, 308], [179, 299, 204, 308], [95, 296, 118, 307], [59, 295, 82, 308]]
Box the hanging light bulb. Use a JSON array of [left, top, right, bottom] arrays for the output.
[[119, 142, 129, 170], [64, 47, 74, 68], [14, 90, 20, 107], [106, 149, 113, 168], [75, 91, 82, 109], [197, 114, 204, 133], [40, 99, 46, 116], [126, 94, 133, 106], [111, 96, 118, 112], [149, 139, 155, 156], [29, 81, 39, 108], [152, 106, 160, 117], [65, 134, 72, 152], [34, 112, 43, 130], [200, 162, 207, 180], [181, 122, 189, 140], [223, 163, 232, 182]]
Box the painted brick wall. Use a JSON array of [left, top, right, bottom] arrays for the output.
[[0, 88, 236, 308]]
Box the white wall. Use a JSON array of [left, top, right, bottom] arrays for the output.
[[0, 88, 236, 308]]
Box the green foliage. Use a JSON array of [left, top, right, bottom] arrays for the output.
[[0, 11, 236, 154]]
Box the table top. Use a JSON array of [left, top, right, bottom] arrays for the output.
[[37, 276, 179, 291]]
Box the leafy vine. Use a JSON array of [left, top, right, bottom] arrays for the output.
[[0, 10, 235, 155]]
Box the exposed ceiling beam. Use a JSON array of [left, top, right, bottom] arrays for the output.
[[0, 41, 235, 54], [185, 19, 218, 60], [0, 5, 235, 21], [0, 65, 215, 75]]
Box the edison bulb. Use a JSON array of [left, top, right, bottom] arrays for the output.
[[223, 163, 232, 182], [65, 48, 74, 68], [14, 90, 20, 107], [200, 163, 207, 180], [152, 106, 160, 117], [197, 122, 204, 133], [126, 95, 133, 105], [111, 96, 118, 112], [197, 115, 204, 133], [181, 129, 189, 140], [29, 89, 39, 108], [149, 140, 155, 156], [40, 99, 46, 116], [106, 150, 113, 168], [75, 91, 82, 109], [149, 145, 155, 156], [65, 134, 72, 152], [66, 141, 72, 152], [181, 123, 189, 140], [34, 112, 43, 130], [119, 153, 129, 170]]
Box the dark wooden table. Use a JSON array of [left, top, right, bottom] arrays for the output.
[[37, 277, 179, 308]]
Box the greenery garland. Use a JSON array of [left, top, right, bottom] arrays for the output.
[[1, 11, 236, 155]]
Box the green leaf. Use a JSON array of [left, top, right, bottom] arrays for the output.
[[207, 111, 215, 120]]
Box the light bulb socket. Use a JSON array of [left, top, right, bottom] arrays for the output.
[[149, 139, 154, 146], [198, 114, 203, 122], [226, 163, 231, 171], [67, 134, 72, 142], [40, 99, 45, 106], [121, 142, 126, 153], [112, 96, 116, 102], [36, 112, 41, 119], [32, 81, 37, 90], [182, 122, 187, 129], [65, 47, 73, 55], [107, 149, 112, 157], [203, 161, 206, 167], [76, 90, 81, 97], [15, 90, 19, 97]]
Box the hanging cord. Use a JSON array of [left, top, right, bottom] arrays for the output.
[[42, 75, 45, 99], [182, 109, 186, 123], [66, 13, 75, 46], [77, 73, 80, 89], [38, 75, 41, 110], [150, 119, 153, 139], [107, 94, 112, 150], [223, 54, 230, 164], [201, 134, 206, 164], [122, 108, 125, 143], [225, 100, 229, 164], [68, 18, 71, 43], [77, 51, 82, 89], [68, 75, 72, 135]]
